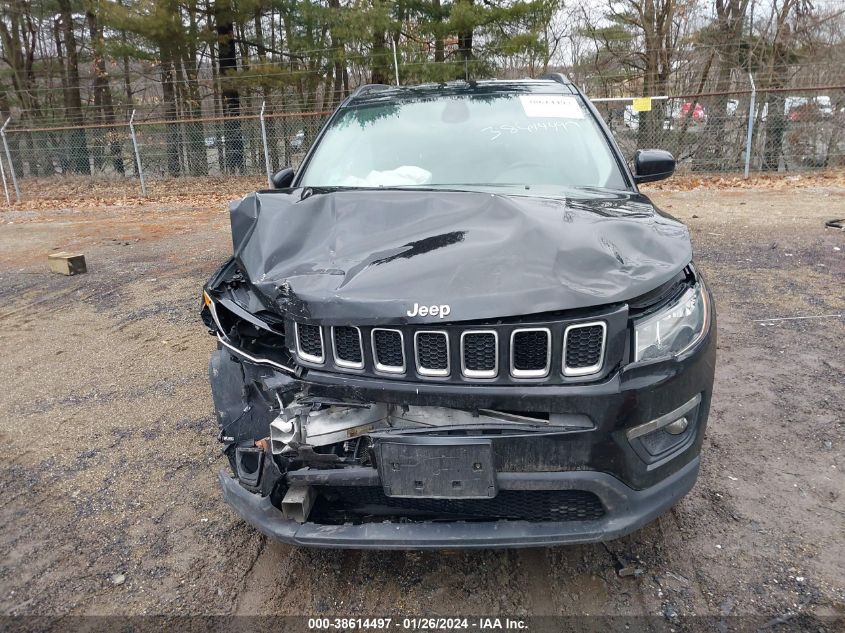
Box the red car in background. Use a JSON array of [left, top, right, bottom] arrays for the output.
[[679, 101, 706, 122]]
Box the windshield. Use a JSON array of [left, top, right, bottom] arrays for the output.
[[298, 92, 628, 190]]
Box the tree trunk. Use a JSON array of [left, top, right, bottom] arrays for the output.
[[328, 0, 346, 107], [372, 29, 387, 84], [57, 0, 90, 174], [87, 10, 125, 176], [181, 55, 209, 176], [456, 0, 474, 78], [823, 95, 844, 167], [762, 93, 786, 171], [761, 0, 796, 171], [208, 16, 227, 174], [675, 51, 714, 159], [254, 5, 280, 170], [433, 0, 444, 63], [457, 3, 473, 59], [699, 62, 736, 170], [216, 1, 245, 174], [636, 13, 662, 150], [1, 4, 46, 175], [181, 0, 208, 176], [697, 0, 750, 171], [160, 53, 181, 177], [52, 18, 71, 174], [116, 0, 133, 107]]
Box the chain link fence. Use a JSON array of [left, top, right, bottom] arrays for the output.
[[2, 83, 844, 204], [0, 108, 328, 202], [597, 84, 845, 174]]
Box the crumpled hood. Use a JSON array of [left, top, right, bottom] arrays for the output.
[[230, 188, 691, 324]]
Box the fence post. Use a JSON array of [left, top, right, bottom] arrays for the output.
[[0, 139, 9, 205], [129, 109, 147, 196], [1, 117, 21, 202], [744, 73, 756, 179], [260, 101, 272, 188]]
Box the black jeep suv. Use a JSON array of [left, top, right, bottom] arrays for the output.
[[201, 75, 716, 548]]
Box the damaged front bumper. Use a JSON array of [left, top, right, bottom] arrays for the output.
[[218, 457, 699, 549], [207, 304, 715, 547]]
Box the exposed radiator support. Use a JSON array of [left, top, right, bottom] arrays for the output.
[[281, 485, 315, 523]]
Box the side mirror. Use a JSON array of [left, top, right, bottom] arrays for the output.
[[271, 168, 295, 189], [633, 149, 675, 184]]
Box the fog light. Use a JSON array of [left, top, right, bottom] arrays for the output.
[[626, 394, 702, 464], [626, 394, 701, 440], [664, 417, 689, 435]]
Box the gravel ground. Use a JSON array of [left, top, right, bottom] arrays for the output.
[[0, 184, 843, 628]]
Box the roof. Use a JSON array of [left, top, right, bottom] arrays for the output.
[[345, 76, 576, 107]]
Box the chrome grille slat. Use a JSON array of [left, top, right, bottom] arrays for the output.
[[510, 328, 551, 378], [295, 322, 324, 364], [563, 321, 606, 377], [461, 330, 498, 379], [414, 331, 450, 377], [372, 328, 405, 374], [332, 326, 364, 369]]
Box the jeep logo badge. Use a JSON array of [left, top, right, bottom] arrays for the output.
[[406, 302, 451, 319]]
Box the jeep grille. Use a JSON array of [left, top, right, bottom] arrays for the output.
[[290, 316, 610, 383]]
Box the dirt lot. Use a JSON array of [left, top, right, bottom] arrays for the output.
[[0, 179, 843, 628]]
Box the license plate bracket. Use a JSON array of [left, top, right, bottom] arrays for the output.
[[375, 437, 497, 499]]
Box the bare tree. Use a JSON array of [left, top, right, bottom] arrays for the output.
[[697, 0, 751, 169], [216, 0, 245, 173], [602, 0, 692, 147], [761, 0, 802, 171], [57, 0, 90, 173]]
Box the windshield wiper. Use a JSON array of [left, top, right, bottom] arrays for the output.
[[301, 184, 534, 197], [392, 183, 527, 188]]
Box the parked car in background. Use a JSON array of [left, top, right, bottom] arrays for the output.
[[787, 96, 833, 121], [290, 129, 306, 149], [624, 101, 701, 131], [676, 102, 706, 122], [623, 105, 639, 130]]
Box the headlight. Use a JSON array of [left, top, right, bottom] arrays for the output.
[[634, 283, 708, 362]]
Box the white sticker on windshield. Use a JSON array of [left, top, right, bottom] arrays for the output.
[[519, 95, 584, 119]]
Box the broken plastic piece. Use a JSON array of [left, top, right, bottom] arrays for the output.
[[235, 446, 264, 489]]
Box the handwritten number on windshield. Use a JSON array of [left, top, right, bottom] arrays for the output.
[[481, 120, 581, 141]]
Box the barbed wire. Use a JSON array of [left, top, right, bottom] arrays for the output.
[[8, 66, 845, 126], [7, 109, 332, 133], [7, 61, 845, 104], [2, 42, 844, 97], [4, 82, 843, 134]]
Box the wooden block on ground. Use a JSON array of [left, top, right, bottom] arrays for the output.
[[48, 252, 87, 276]]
